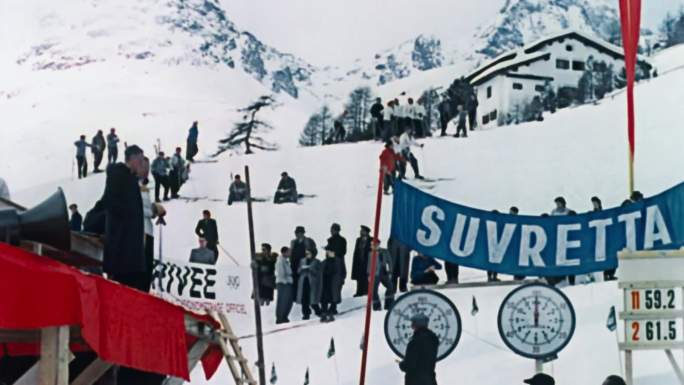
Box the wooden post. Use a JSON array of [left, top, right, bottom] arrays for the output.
[[625, 350, 633, 385], [39, 326, 70, 385], [665, 349, 684, 385], [70, 359, 113, 385], [245, 166, 266, 385]]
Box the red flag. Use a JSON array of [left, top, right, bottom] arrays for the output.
[[619, 0, 641, 158]]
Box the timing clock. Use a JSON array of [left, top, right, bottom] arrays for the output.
[[384, 289, 462, 361], [498, 283, 576, 359]]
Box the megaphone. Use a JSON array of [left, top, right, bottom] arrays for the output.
[[0, 188, 71, 251]]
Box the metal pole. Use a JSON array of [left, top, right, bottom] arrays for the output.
[[358, 168, 385, 385], [245, 166, 267, 385], [535, 359, 543, 374]]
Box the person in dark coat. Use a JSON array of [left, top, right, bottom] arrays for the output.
[[186, 121, 199, 162], [296, 248, 322, 320], [169, 147, 185, 199], [399, 313, 439, 385], [326, 223, 347, 315], [274, 172, 298, 204], [106, 128, 120, 165], [320, 244, 345, 322], [333, 112, 346, 143], [388, 238, 411, 292], [189, 237, 217, 265], [369, 240, 395, 311], [454, 105, 468, 138], [524, 373, 555, 385], [255, 243, 277, 305], [69, 204, 82, 232], [438, 98, 451, 136], [411, 253, 441, 286], [195, 210, 219, 259], [228, 174, 248, 205], [370, 97, 384, 140], [602, 375, 626, 385], [351, 225, 372, 297], [91, 130, 106, 173], [290, 226, 317, 287], [101, 145, 148, 291], [466, 92, 479, 131]]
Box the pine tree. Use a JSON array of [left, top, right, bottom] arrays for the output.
[[299, 113, 322, 147], [318, 105, 333, 143], [661, 10, 684, 48], [214, 95, 278, 156], [343, 87, 374, 140]]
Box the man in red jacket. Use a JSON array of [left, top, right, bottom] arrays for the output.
[[380, 141, 397, 195]]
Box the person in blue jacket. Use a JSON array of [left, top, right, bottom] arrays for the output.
[[411, 253, 442, 285]]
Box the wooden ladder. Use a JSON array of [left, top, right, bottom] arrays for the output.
[[212, 311, 257, 385]]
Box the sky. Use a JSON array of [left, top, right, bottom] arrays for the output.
[[224, 0, 684, 67]]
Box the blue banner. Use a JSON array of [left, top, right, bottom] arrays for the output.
[[390, 181, 684, 277]]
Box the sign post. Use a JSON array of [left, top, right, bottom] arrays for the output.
[[618, 249, 684, 385]]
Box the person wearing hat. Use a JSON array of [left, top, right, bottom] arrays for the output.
[[290, 226, 317, 288], [523, 373, 555, 385], [296, 247, 322, 320], [351, 225, 372, 297], [368, 238, 395, 311], [602, 375, 626, 385], [319, 244, 345, 322], [69, 204, 83, 232], [169, 146, 186, 199], [274, 171, 298, 204], [326, 223, 347, 315], [101, 144, 150, 291], [399, 313, 439, 385], [551, 196, 571, 216], [255, 243, 277, 306]]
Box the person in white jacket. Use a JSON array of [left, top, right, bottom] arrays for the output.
[[397, 130, 424, 180], [275, 246, 295, 324], [0, 177, 10, 201]]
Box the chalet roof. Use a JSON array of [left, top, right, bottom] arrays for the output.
[[505, 73, 554, 82], [467, 29, 652, 86]]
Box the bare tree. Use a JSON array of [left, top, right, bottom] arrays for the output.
[[214, 95, 278, 156]]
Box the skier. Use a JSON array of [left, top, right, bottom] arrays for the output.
[[454, 105, 468, 138], [296, 247, 322, 320], [274, 172, 298, 204], [551, 196, 571, 216], [91, 130, 106, 173], [326, 223, 347, 315], [290, 226, 317, 287], [169, 147, 185, 199], [194, 210, 219, 259], [74, 135, 92, 179], [369, 239, 395, 311], [319, 244, 345, 322], [275, 246, 295, 324], [151, 151, 170, 202], [255, 243, 277, 306], [370, 97, 384, 140], [0, 177, 10, 200], [351, 225, 372, 297], [397, 129, 424, 180], [228, 174, 248, 205], [466, 91, 479, 131], [388, 237, 411, 293], [524, 373, 555, 385], [411, 253, 442, 286], [398, 313, 439, 385], [380, 141, 397, 195], [186, 121, 199, 162], [69, 204, 82, 232], [438, 98, 452, 136], [106, 128, 120, 164]]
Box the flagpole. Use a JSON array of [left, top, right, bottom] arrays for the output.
[[358, 166, 385, 385], [615, 328, 625, 376]]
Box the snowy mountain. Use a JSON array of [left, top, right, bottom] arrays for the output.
[[6, 0, 317, 99]]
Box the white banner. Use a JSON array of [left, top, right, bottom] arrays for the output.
[[151, 258, 253, 317]]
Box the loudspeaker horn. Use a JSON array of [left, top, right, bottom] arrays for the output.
[[18, 188, 71, 251]]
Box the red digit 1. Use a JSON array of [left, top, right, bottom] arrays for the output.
[[631, 291, 640, 310]]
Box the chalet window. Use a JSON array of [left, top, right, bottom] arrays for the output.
[[572, 60, 585, 71], [512, 83, 523, 90], [490, 110, 497, 121], [535, 85, 545, 92], [487, 86, 492, 98], [566, 44, 573, 52], [556, 59, 570, 70], [483, 115, 490, 125]]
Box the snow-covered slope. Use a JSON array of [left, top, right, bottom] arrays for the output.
[[11, 48, 684, 385]]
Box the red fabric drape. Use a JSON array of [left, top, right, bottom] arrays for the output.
[[0, 243, 222, 381], [619, 0, 642, 158]]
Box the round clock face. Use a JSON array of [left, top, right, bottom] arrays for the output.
[[384, 289, 461, 361], [498, 283, 576, 359]]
